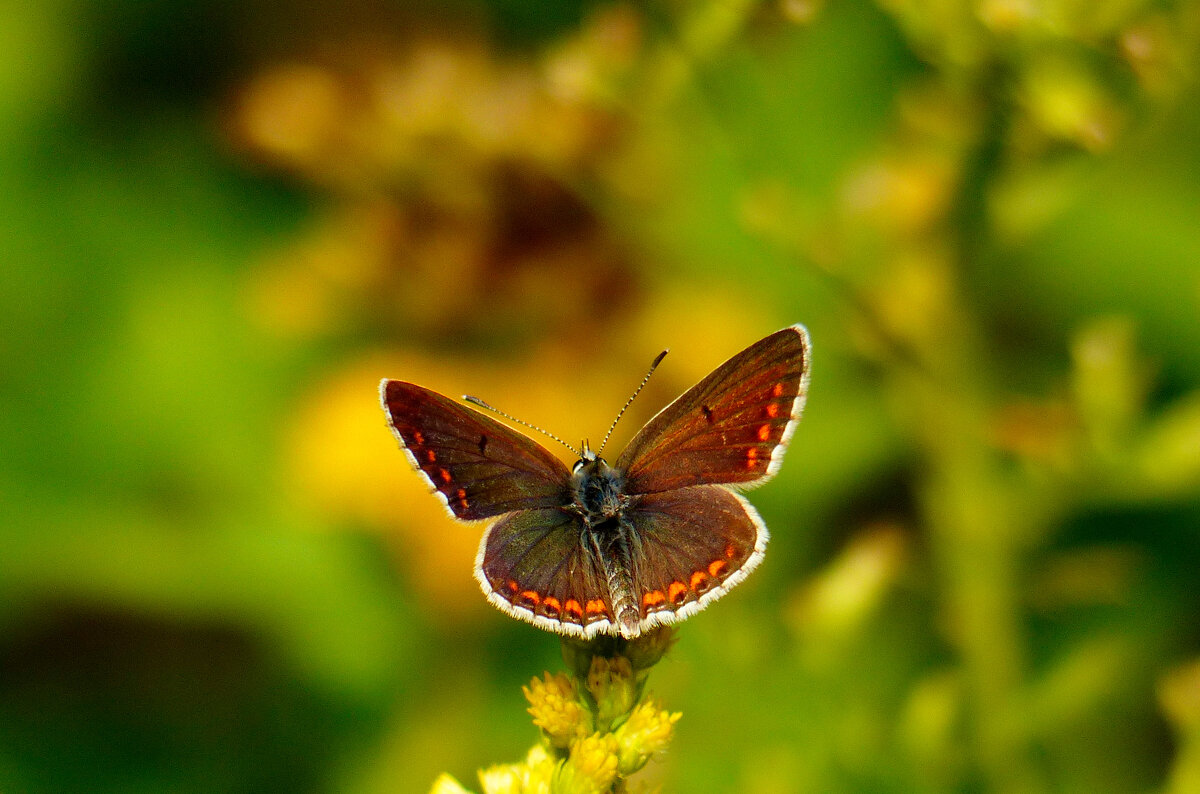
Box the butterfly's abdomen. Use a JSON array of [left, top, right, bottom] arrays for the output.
[[585, 519, 641, 638]]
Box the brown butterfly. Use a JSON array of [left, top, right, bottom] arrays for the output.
[[380, 325, 811, 638]]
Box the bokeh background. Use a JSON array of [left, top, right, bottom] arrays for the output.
[[4, 1, 1200, 792]]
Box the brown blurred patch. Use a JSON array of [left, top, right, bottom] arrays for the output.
[[230, 16, 648, 348]]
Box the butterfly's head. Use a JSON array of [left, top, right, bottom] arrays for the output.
[[578, 439, 597, 464], [572, 440, 613, 477]]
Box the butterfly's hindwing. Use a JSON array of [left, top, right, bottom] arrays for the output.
[[616, 325, 811, 494], [381, 380, 571, 520], [476, 508, 616, 637], [623, 486, 766, 629]]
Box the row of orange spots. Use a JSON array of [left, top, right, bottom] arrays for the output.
[[640, 579, 691, 610], [502, 580, 611, 623], [640, 548, 742, 611], [748, 386, 788, 469], [406, 430, 464, 506], [643, 590, 666, 607], [505, 545, 746, 619], [405, 430, 441, 480]]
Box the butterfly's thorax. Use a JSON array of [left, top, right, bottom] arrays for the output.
[[570, 455, 628, 524]]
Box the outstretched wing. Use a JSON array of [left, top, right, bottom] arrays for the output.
[[380, 380, 571, 520], [615, 325, 811, 495], [475, 507, 617, 638], [623, 486, 766, 632]]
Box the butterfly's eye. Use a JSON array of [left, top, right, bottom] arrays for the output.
[[572, 460, 585, 474]]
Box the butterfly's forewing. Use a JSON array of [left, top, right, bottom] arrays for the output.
[[623, 486, 765, 629], [380, 380, 571, 520], [476, 508, 615, 637], [616, 325, 811, 495]]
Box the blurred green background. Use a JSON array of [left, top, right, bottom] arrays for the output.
[[3, 1, 1200, 792]]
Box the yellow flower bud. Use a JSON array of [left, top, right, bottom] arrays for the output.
[[429, 772, 476, 794], [522, 744, 557, 794], [553, 733, 619, 794], [477, 763, 523, 794], [614, 699, 681, 775], [524, 672, 589, 747]]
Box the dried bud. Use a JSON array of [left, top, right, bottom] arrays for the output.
[[586, 655, 638, 727]]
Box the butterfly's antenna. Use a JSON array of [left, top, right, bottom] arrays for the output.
[[596, 349, 668, 456], [463, 395, 582, 458]]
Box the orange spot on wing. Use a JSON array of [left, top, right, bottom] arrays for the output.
[[438, 468, 452, 483], [745, 448, 759, 469], [564, 599, 583, 619], [585, 599, 608, 616], [542, 596, 561, 616], [725, 542, 736, 559], [766, 403, 780, 418], [757, 424, 771, 441], [668, 581, 688, 604], [520, 590, 540, 606], [772, 383, 785, 397], [426, 449, 437, 463], [642, 590, 666, 608], [412, 431, 425, 445], [690, 570, 709, 590], [507, 579, 519, 593], [708, 559, 728, 578]]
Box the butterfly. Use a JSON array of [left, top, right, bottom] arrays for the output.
[[380, 325, 811, 639]]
